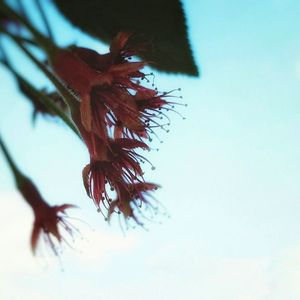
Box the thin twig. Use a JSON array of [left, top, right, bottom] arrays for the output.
[[0, 34, 81, 139], [16, 0, 30, 21], [0, 1, 55, 55], [0, 39, 9, 64], [0, 134, 23, 182], [35, 0, 55, 43]]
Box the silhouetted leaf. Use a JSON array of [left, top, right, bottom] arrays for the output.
[[53, 0, 199, 76]]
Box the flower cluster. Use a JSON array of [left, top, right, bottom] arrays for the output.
[[52, 33, 182, 226]]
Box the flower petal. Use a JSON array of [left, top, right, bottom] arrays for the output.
[[30, 222, 41, 254], [82, 164, 91, 196], [80, 95, 92, 131], [113, 138, 149, 150], [109, 62, 145, 76]]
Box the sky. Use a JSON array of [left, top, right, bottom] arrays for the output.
[[1, 0, 300, 299]]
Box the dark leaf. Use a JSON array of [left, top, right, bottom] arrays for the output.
[[53, 0, 199, 76]]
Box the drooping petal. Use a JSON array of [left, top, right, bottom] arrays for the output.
[[52, 49, 98, 97], [110, 32, 131, 54], [80, 94, 92, 131], [30, 222, 41, 254], [109, 62, 146, 77], [107, 182, 161, 226], [113, 138, 149, 150], [72, 47, 112, 71], [82, 163, 91, 196], [56, 204, 77, 213]]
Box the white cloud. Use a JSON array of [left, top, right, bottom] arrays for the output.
[[0, 191, 37, 272], [3, 191, 300, 300], [143, 241, 300, 300], [266, 244, 300, 299], [0, 191, 137, 300], [68, 229, 136, 264]]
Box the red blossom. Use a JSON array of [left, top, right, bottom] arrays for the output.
[[114, 88, 184, 140], [79, 85, 144, 141], [31, 203, 75, 255], [51, 33, 150, 140], [107, 182, 160, 226], [81, 134, 152, 214], [19, 178, 76, 255], [50, 32, 182, 227]]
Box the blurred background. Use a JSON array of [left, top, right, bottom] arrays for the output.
[[1, 0, 300, 299]]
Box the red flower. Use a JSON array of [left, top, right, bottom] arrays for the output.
[[82, 134, 151, 214], [49, 32, 182, 227], [114, 88, 184, 140], [51, 33, 148, 140], [31, 203, 75, 255], [107, 182, 160, 226], [89, 85, 144, 139], [19, 178, 76, 255]]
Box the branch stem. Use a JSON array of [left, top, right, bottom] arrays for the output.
[[0, 38, 81, 138], [35, 0, 55, 43], [0, 135, 24, 185], [0, 1, 55, 56]]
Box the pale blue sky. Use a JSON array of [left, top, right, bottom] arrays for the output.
[[1, 0, 300, 299]]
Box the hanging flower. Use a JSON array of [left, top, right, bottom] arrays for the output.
[[51, 32, 184, 144], [0, 135, 77, 255], [82, 134, 151, 213], [49, 32, 183, 227], [114, 88, 185, 140], [51, 33, 148, 139], [107, 182, 160, 226], [19, 178, 76, 255]]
